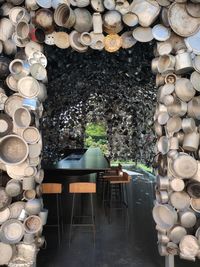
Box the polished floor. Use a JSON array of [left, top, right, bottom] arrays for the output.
[[37, 174, 200, 267]]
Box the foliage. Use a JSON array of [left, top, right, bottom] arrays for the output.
[[85, 123, 109, 155], [85, 123, 107, 137], [84, 123, 153, 172], [111, 160, 153, 173]]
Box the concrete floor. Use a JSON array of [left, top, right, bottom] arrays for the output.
[[37, 174, 200, 267]]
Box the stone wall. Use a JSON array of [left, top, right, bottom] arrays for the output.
[[42, 43, 156, 165]]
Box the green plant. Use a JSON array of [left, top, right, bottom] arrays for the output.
[[111, 160, 153, 173], [85, 123, 107, 137], [84, 122, 109, 155]]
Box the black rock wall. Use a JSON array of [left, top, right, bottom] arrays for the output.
[[42, 43, 156, 165]]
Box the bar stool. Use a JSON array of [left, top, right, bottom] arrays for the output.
[[69, 182, 96, 247], [100, 163, 122, 200], [103, 172, 130, 225], [104, 163, 122, 176], [102, 165, 123, 210], [41, 183, 63, 245]]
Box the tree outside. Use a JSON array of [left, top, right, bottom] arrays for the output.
[[84, 122, 109, 155], [84, 122, 153, 173]]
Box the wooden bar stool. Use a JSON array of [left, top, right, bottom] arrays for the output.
[[104, 163, 122, 176], [100, 163, 122, 201], [103, 172, 130, 225], [42, 183, 63, 245], [69, 182, 96, 247]]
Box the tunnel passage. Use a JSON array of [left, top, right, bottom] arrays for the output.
[[42, 43, 156, 165]]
